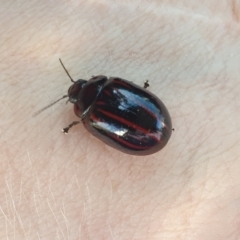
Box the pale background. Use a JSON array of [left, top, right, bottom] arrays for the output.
[[1, 0, 240, 239]]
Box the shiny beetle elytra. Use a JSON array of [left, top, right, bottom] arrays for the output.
[[36, 59, 172, 156]]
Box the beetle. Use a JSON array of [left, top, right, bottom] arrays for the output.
[[35, 59, 172, 156]]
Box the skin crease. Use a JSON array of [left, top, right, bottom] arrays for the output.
[[1, 0, 240, 239]]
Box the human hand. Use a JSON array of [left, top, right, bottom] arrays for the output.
[[1, 1, 240, 239]]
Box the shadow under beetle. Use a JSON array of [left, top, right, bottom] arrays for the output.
[[35, 59, 172, 156]]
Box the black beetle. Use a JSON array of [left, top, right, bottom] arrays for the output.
[[36, 59, 172, 156]]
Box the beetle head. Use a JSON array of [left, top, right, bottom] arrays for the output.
[[68, 80, 87, 103]]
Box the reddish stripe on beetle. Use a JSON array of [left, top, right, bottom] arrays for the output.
[[103, 90, 112, 96], [90, 113, 101, 122], [104, 84, 160, 121], [99, 109, 148, 133], [112, 79, 132, 88], [123, 94, 160, 121], [136, 100, 159, 123], [95, 101, 105, 106], [89, 113, 159, 148], [97, 109, 160, 142]]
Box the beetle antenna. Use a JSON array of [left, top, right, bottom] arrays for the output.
[[59, 58, 75, 83], [33, 95, 68, 117]]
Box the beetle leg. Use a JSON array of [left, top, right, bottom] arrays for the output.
[[62, 121, 81, 134], [144, 80, 150, 89]]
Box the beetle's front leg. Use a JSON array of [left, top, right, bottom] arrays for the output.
[[62, 121, 81, 134]]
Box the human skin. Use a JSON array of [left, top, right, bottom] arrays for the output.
[[1, 0, 240, 239]]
